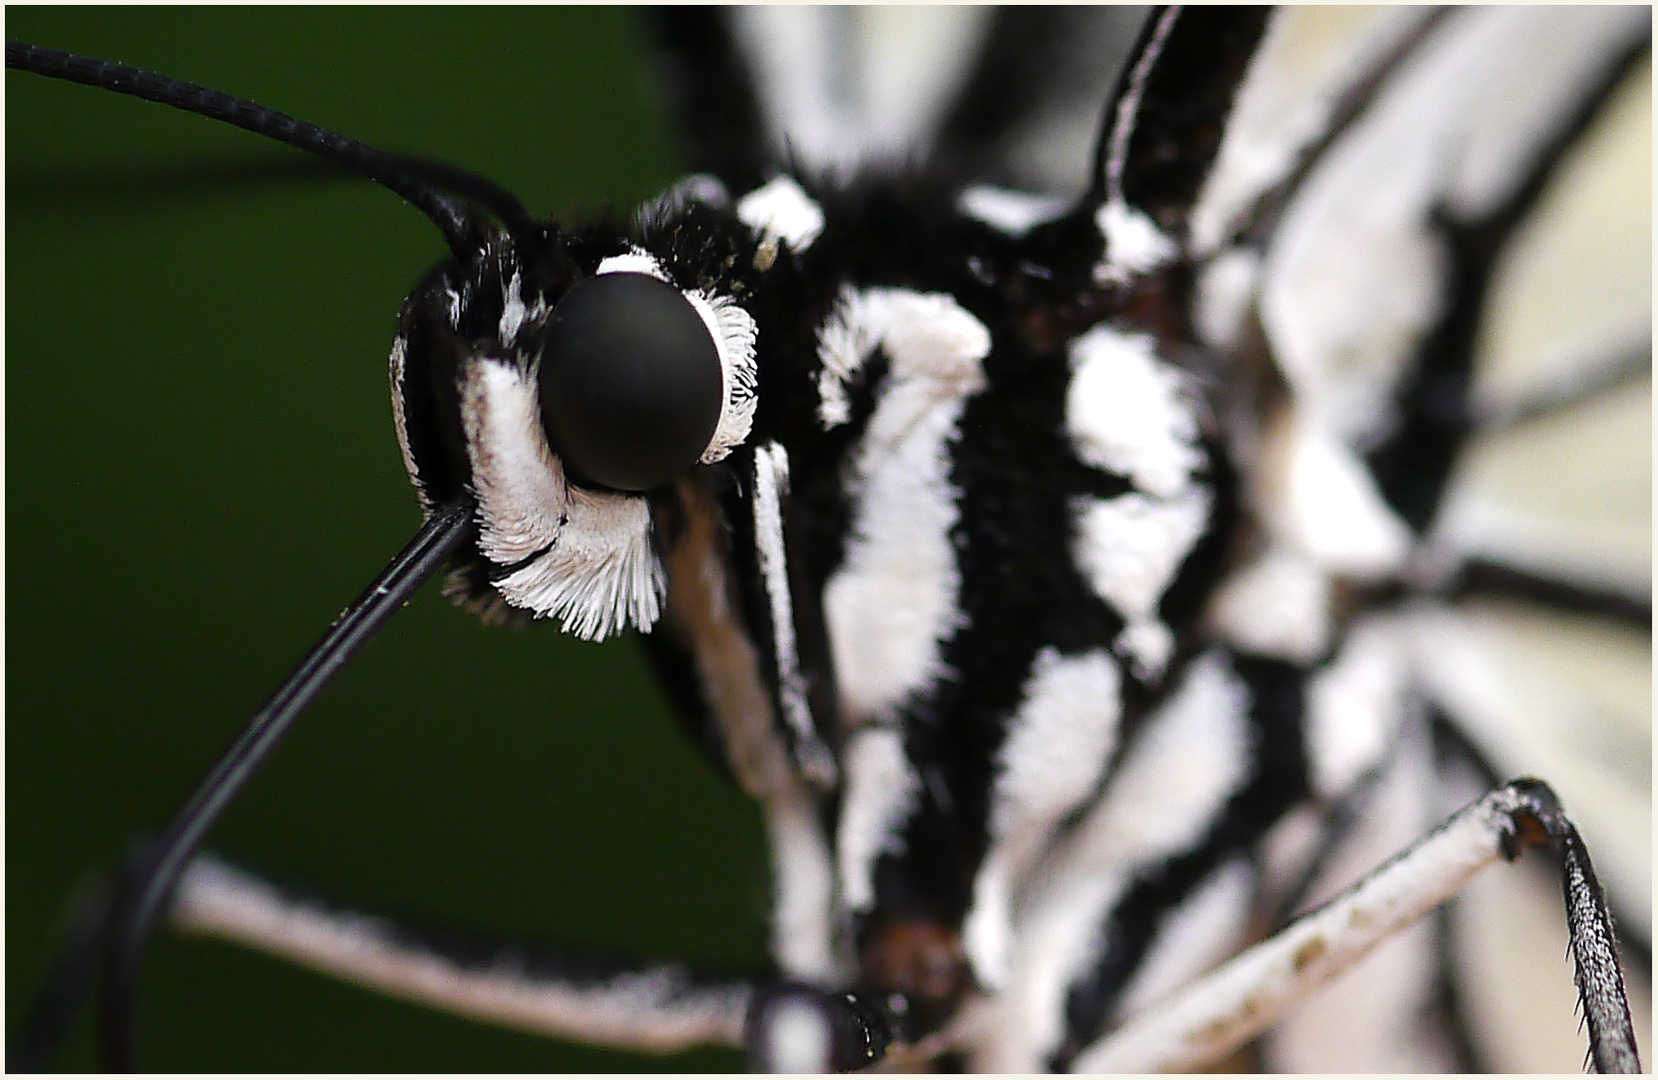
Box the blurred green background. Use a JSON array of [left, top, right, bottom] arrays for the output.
[[8, 8, 768, 1070]]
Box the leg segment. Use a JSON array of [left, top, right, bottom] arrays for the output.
[[170, 855, 755, 1057], [1069, 779, 1639, 1073]]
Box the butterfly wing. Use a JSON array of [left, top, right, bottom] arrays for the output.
[[1187, 7, 1649, 1069], [642, 7, 1147, 193]]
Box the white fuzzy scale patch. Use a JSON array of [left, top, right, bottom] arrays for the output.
[[737, 176, 826, 254], [836, 726, 921, 914], [964, 647, 1124, 989], [460, 357, 664, 641], [1066, 326, 1205, 499], [1072, 489, 1212, 681], [820, 288, 990, 724], [818, 287, 991, 926]]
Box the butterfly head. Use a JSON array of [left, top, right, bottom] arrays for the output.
[[390, 192, 764, 639]]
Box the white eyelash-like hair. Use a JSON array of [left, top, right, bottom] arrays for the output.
[[493, 485, 666, 641], [595, 249, 669, 280], [690, 290, 758, 464], [595, 248, 760, 465], [460, 355, 665, 641]]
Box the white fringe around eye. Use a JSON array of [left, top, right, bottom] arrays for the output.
[[596, 248, 760, 466], [689, 289, 758, 464]]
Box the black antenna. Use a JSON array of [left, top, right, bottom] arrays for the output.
[[6, 41, 538, 258], [86, 498, 475, 1070], [10, 41, 510, 1067]]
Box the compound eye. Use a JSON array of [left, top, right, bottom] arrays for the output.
[[537, 272, 724, 492]]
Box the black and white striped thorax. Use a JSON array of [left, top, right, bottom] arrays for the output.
[[386, 77, 1291, 1049], [375, 5, 1645, 1069]]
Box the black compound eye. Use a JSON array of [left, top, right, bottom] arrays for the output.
[[536, 271, 724, 492]]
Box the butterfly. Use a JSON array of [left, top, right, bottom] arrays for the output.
[[8, 6, 1649, 1072]]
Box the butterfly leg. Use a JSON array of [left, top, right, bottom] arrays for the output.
[[1068, 778, 1639, 1073], [170, 855, 756, 1058]]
